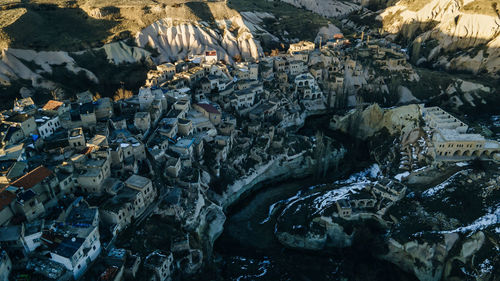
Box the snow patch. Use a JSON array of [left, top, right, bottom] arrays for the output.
[[440, 204, 500, 234], [422, 170, 465, 197], [394, 172, 410, 181]]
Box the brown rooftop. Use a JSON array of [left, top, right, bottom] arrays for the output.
[[195, 103, 220, 114], [10, 166, 53, 189], [42, 100, 64, 111]]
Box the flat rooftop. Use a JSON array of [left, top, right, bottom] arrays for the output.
[[125, 175, 151, 189]]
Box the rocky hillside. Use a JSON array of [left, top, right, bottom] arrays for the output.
[[329, 104, 422, 139], [0, 0, 335, 103], [280, 0, 362, 18], [0, 1, 269, 90], [135, 3, 269, 64], [270, 155, 499, 281], [379, 0, 500, 77]]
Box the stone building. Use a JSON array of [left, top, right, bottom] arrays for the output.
[[134, 112, 151, 132], [68, 127, 85, 148], [288, 41, 315, 54], [193, 103, 221, 126], [4, 114, 37, 137], [125, 175, 156, 215], [422, 106, 500, 158], [144, 251, 174, 281]]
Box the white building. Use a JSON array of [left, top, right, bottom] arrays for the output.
[[294, 73, 323, 100], [231, 85, 263, 110], [288, 41, 315, 53], [204, 50, 218, 64], [22, 221, 44, 253], [35, 114, 61, 139], [48, 198, 101, 280], [125, 175, 157, 215], [288, 60, 306, 76], [49, 227, 101, 279]]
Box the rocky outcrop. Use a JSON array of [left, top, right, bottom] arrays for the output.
[[195, 202, 226, 251], [381, 231, 488, 281], [276, 216, 355, 250], [281, 0, 361, 18], [222, 148, 346, 209], [136, 16, 264, 64], [381, 233, 459, 281], [379, 0, 500, 77], [0, 48, 97, 89], [329, 103, 422, 139], [0, 42, 150, 89]]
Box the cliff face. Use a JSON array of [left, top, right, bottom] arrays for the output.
[[381, 231, 489, 281], [379, 0, 500, 77], [382, 234, 460, 281], [329, 104, 422, 139], [222, 148, 347, 209], [136, 16, 264, 64], [0, 42, 150, 89], [280, 0, 361, 18], [269, 163, 500, 281]]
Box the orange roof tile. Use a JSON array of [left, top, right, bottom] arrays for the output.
[[10, 166, 53, 189], [42, 100, 64, 111]]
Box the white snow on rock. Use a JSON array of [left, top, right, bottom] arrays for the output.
[[336, 164, 380, 184], [422, 170, 468, 197], [394, 172, 410, 181], [440, 204, 500, 234], [312, 182, 368, 214], [0, 49, 88, 89], [240, 11, 279, 42]]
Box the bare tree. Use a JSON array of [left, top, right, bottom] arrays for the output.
[[113, 88, 133, 101], [93, 92, 102, 101]]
